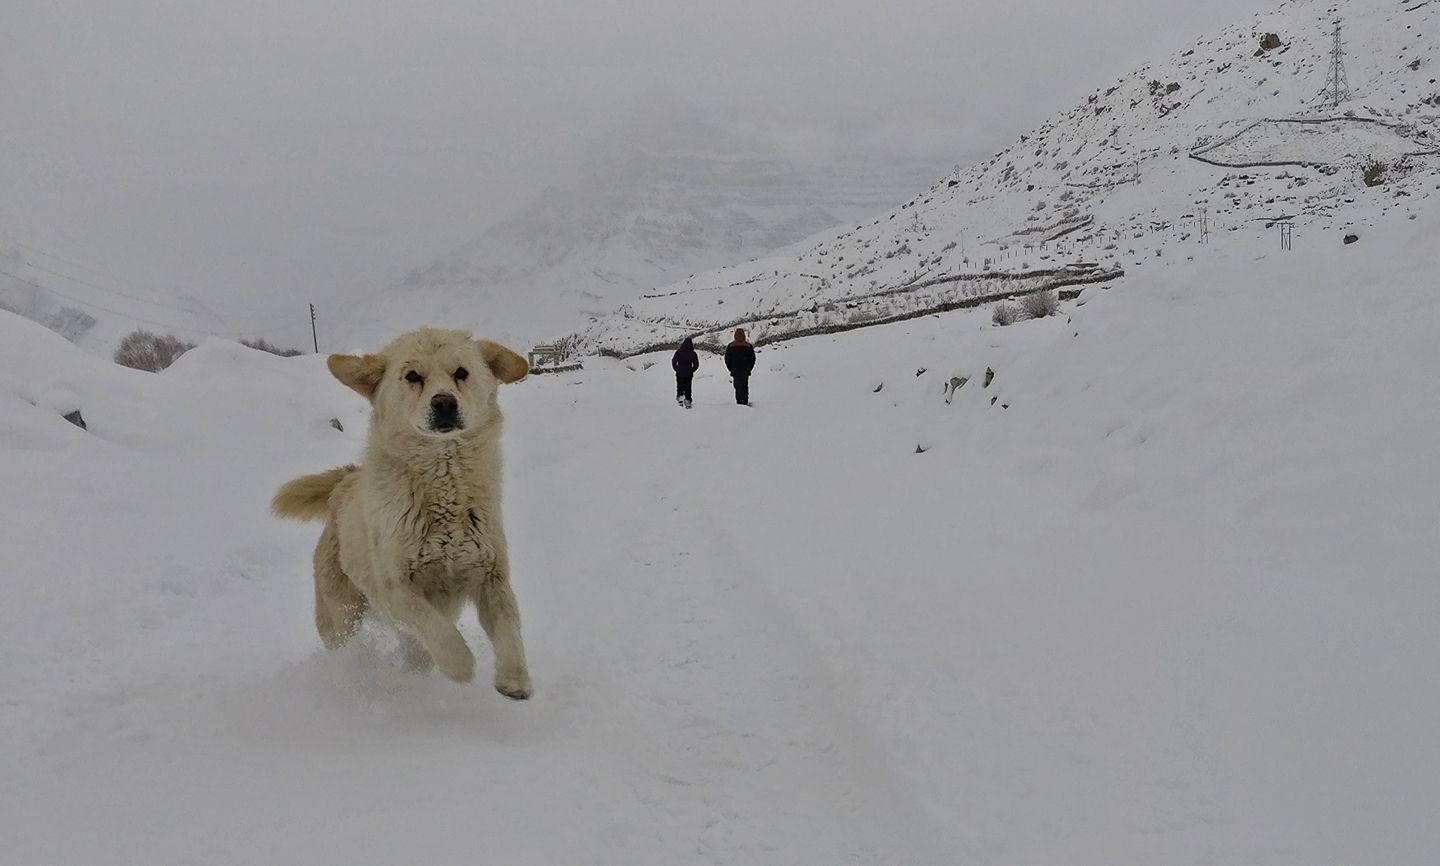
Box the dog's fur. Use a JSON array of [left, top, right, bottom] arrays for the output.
[[272, 328, 533, 698]]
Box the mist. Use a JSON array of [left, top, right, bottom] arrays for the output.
[[1, 0, 1262, 346]]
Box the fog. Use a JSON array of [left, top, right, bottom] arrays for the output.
[[1, 0, 1261, 343]]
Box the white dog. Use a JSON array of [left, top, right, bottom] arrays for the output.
[[272, 328, 533, 698]]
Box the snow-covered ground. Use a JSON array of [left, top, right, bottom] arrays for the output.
[[4, 200, 1437, 864]]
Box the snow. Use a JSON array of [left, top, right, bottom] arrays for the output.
[[4, 198, 1439, 864]]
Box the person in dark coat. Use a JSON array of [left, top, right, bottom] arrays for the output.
[[671, 336, 700, 407], [723, 328, 756, 405]]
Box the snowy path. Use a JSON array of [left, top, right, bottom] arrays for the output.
[[508, 391, 951, 864]]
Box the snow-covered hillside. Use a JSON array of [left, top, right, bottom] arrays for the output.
[[4, 197, 1438, 863], [562, 0, 1439, 358], [332, 103, 943, 352]]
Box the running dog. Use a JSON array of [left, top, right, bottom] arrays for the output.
[[272, 328, 533, 698]]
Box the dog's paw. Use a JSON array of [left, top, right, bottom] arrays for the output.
[[494, 669, 532, 700]]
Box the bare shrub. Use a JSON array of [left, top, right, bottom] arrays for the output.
[[114, 329, 195, 372], [992, 301, 1020, 326], [1361, 158, 1388, 187], [240, 337, 303, 357], [1020, 290, 1059, 319]]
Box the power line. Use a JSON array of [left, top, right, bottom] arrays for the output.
[[3, 235, 177, 295], [21, 260, 231, 319], [1, 233, 287, 326], [0, 267, 247, 337], [1, 233, 208, 310]]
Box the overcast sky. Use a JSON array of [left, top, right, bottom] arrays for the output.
[[1, 0, 1262, 342]]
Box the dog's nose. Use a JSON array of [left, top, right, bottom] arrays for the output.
[[431, 393, 458, 413]]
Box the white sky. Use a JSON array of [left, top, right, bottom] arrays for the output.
[[0, 0, 1262, 340]]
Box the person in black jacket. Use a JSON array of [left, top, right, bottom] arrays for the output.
[[671, 337, 700, 408], [723, 328, 756, 405]]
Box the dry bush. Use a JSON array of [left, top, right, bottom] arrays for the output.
[[1020, 290, 1059, 319], [1361, 158, 1388, 187], [114, 329, 195, 372], [992, 301, 1020, 326], [240, 337, 303, 357]]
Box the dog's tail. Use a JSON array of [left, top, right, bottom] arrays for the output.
[[271, 465, 356, 521]]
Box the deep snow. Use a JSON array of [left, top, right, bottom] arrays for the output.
[[3, 202, 1438, 864]]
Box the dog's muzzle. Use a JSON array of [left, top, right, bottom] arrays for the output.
[[428, 392, 463, 433]]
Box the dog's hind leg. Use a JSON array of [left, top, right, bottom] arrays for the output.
[[472, 568, 532, 700], [313, 522, 367, 649], [396, 631, 434, 673]]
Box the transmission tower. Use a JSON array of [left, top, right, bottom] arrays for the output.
[[1318, 20, 1351, 109]]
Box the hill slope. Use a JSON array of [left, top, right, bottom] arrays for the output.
[[562, 0, 1439, 358]]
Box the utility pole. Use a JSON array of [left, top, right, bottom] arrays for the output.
[[1319, 20, 1351, 109], [309, 303, 319, 353], [1200, 207, 1210, 244]]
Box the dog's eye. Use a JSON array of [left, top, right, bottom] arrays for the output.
[[454, 367, 469, 381], [404, 370, 423, 384]]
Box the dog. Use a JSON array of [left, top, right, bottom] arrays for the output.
[[272, 328, 533, 698]]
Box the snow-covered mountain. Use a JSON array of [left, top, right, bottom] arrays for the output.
[[564, 0, 1438, 358], [331, 103, 945, 351]]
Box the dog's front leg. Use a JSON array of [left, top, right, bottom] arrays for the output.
[[472, 562, 531, 700], [369, 576, 475, 684]]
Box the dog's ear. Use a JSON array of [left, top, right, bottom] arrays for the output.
[[327, 353, 386, 400], [477, 340, 529, 384]]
